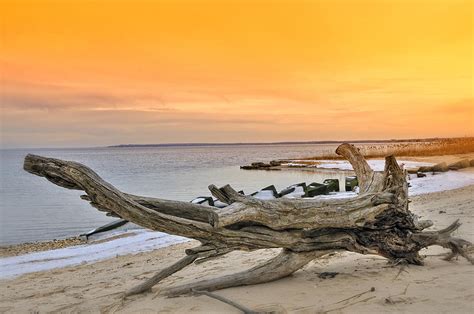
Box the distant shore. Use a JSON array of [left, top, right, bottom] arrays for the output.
[[109, 136, 473, 148]]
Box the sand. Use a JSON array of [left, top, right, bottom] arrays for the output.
[[1, 182, 473, 313]]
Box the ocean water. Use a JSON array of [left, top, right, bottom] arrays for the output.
[[0, 143, 353, 245]]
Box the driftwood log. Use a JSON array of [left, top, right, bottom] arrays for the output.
[[23, 144, 472, 298]]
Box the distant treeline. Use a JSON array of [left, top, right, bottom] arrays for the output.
[[300, 137, 474, 160], [109, 137, 473, 148]]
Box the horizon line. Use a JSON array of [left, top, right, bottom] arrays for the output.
[[110, 136, 471, 148], [2, 136, 472, 150]]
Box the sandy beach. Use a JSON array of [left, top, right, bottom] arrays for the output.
[[3, 0, 472, 311], [1, 165, 473, 313]]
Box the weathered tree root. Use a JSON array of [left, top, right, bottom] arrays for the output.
[[124, 254, 198, 297], [411, 219, 473, 265], [191, 289, 257, 314], [165, 249, 328, 297], [124, 246, 237, 297], [23, 143, 473, 298]]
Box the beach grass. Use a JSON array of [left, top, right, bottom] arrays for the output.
[[301, 137, 474, 160]]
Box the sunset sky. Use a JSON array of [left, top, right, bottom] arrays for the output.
[[1, 0, 472, 148]]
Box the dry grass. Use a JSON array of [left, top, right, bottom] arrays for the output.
[[301, 137, 474, 160]]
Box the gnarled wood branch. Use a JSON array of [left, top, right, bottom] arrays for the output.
[[165, 249, 329, 297], [23, 143, 472, 297]]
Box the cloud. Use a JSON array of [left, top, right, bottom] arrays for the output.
[[1, 72, 472, 148], [1, 80, 173, 112], [434, 98, 474, 115]]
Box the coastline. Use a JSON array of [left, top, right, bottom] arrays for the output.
[[1, 151, 473, 312], [0, 237, 86, 258], [1, 184, 473, 313], [3, 0, 472, 311], [2, 153, 473, 257]]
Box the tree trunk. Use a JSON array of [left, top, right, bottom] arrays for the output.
[[23, 143, 472, 297]]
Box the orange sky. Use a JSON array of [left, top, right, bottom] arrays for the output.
[[1, 0, 472, 148]]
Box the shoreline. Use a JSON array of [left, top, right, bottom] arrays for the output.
[[0, 237, 86, 258], [108, 137, 474, 148], [2, 152, 473, 258], [0, 232, 144, 258], [242, 151, 474, 170], [1, 184, 472, 313]]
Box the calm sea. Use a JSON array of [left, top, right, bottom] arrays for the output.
[[0, 144, 350, 245]]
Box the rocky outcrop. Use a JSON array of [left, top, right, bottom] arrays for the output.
[[240, 160, 285, 170], [240, 162, 272, 170]]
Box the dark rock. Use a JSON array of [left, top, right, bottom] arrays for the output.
[[279, 183, 307, 197], [251, 185, 279, 198], [306, 182, 328, 197], [279, 186, 296, 197], [190, 196, 214, 206], [240, 165, 256, 170], [323, 179, 340, 192], [270, 160, 283, 166], [251, 162, 271, 168], [345, 176, 358, 192], [417, 172, 426, 178], [241, 162, 273, 170]]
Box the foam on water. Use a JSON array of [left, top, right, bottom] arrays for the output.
[[0, 230, 188, 279]]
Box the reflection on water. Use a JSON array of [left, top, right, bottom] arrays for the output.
[[0, 144, 353, 245]]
